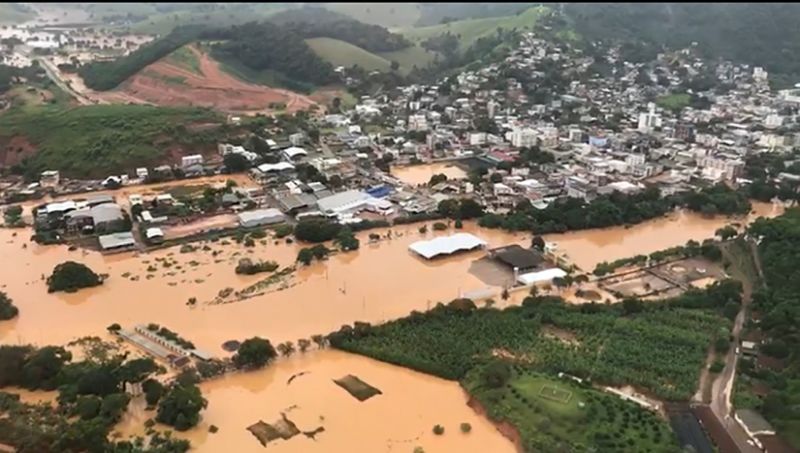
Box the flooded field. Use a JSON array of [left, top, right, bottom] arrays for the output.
[[0, 196, 783, 452], [391, 162, 468, 186], [114, 349, 515, 453]]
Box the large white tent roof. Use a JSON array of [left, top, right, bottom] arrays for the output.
[[409, 233, 487, 259], [516, 268, 567, 285]]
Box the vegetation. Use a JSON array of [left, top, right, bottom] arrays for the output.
[[437, 198, 485, 220], [268, 7, 411, 52], [479, 184, 750, 234], [233, 337, 278, 369], [330, 281, 738, 401], [306, 38, 393, 72], [297, 244, 330, 265], [335, 228, 360, 251], [145, 324, 196, 350], [745, 209, 800, 447], [1, 104, 220, 179], [46, 261, 103, 293], [156, 382, 208, 431], [561, 3, 800, 85], [0, 291, 19, 321], [294, 219, 342, 243], [465, 367, 677, 452], [235, 258, 279, 275], [593, 239, 722, 276], [0, 340, 185, 451], [79, 26, 207, 90], [3, 205, 24, 227]]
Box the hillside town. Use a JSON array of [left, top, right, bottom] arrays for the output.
[[4, 31, 798, 256]]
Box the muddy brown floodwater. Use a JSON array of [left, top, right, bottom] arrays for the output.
[[114, 349, 515, 453], [391, 162, 468, 186], [0, 199, 782, 452]]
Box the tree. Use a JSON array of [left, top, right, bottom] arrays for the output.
[[311, 334, 327, 349], [0, 345, 31, 387], [335, 228, 360, 251], [432, 424, 445, 435], [298, 338, 311, 353], [390, 60, 400, 71], [47, 261, 103, 293], [117, 358, 158, 387], [715, 225, 737, 241], [277, 341, 296, 357], [100, 393, 131, 422], [297, 248, 314, 265], [233, 337, 277, 369], [482, 360, 510, 388], [429, 173, 448, 186], [622, 298, 644, 315], [22, 346, 71, 390], [531, 236, 546, 251], [0, 291, 19, 320], [143, 378, 165, 407], [460, 422, 472, 433], [223, 153, 251, 172], [156, 383, 207, 431]]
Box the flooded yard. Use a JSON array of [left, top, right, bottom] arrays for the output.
[[391, 162, 468, 186], [114, 349, 515, 453]]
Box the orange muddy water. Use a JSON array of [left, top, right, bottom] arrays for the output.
[[0, 197, 782, 452], [391, 162, 468, 186], [114, 349, 513, 453]]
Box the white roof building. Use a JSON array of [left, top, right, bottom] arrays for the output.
[[282, 147, 308, 161], [316, 190, 373, 216], [409, 233, 487, 259], [516, 268, 567, 285], [257, 162, 295, 173], [237, 209, 285, 228]]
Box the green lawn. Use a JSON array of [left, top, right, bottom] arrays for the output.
[[378, 45, 438, 74], [0, 104, 221, 179], [656, 94, 691, 112], [399, 6, 549, 52], [164, 45, 202, 75], [464, 367, 677, 452]]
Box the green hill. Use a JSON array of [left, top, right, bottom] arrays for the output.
[[322, 3, 422, 29], [400, 6, 549, 51], [306, 38, 392, 72], [305, 38, 437, 75]]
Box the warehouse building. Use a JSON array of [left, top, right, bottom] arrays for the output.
[[409, 233, 487, 260], [316, 190, 374, 217], [237, 209, 285, 228]]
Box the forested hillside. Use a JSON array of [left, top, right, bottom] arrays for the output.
[[562, 3, 800, 86], [78, 25, 207, 91], [268, 7, 411, 53]]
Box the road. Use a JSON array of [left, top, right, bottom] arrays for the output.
[[36, 57, 96, 106], [705, 242, 761, 453]]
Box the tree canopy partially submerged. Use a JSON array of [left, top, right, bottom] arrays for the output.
[[46, 261, 103, 293]]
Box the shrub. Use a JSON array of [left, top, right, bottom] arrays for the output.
[[0, 292, 19, 320], [433, 222, 448, 231], [46, 261, 103, 293], [709, 359, 725, 373], [432, 424, 445, 435], [274, 224, 294, 238], [460, 422, 472, 433], [235, 258, 279, 275]]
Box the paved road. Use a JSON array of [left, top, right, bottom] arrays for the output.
[[706, 242, 761, 453]]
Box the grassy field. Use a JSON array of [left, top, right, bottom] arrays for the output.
[[378, 45, 438, 73], [0, 104, 221, 178], [164, 45, 202, 75], [0, 3, 35, 23], [399, 6, 549, 51], [324, 3, 422, 29], [465, 367, 677, 452], [126, 4, 289, 36], [306, 38, 392, 72], [656, 93, 691, 112]]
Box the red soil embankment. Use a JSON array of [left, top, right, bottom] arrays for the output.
[[465, 391, 525, 453]]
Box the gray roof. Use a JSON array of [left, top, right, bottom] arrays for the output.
[[98, 231, 135, 250], [276, 193, 316, 211], [316, 190, 372, 213], [85, 194, 115, 206], [91, 203, 124, 224], [238, 208, 284, 225]]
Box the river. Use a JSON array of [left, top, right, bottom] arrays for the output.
[[0, 200, 783, 452]]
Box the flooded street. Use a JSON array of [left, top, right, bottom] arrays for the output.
[[391, 162, 468, 186], [115, 349, 515, 453], [0, 196, 783, 452]]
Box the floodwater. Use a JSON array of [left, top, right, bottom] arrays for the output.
[[0, 197, 783, 452], [391, 162, 468, 186], [114, 349, 515, 453]]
